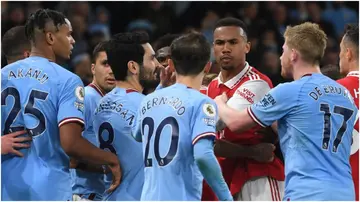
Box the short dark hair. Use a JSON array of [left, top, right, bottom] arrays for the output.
[[343, 24, 359, 56], [321, 64, 341, 80], [112, 31, 150, 44], [2, 26, 30, 58], [153, 34, 181, 51], [92, 41, 107, 63], [170, 32, 210, 76], [106, 32, 146, 81], [25, 9, 67, 44], [213, 17, 248, 39]]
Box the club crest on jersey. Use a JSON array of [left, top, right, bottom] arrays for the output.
[[75, 86, 85, 102], [203, 103, 216, 117]]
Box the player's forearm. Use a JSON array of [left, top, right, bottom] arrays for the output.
[[217, 103, 255, 133], [194, 139, 233, 201], [60, 123, 118, 167], [214, 139, 254, 158], [66, 137, 118, 166], [72, 161, 106, 173]]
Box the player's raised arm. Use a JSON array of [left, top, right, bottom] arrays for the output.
[[191, 99, 233, 201], [58, 76, 121, 192]]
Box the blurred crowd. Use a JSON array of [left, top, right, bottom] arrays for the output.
[[1, 1, 358, 86]]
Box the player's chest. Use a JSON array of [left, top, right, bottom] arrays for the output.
[[208, 84, 238, 99]]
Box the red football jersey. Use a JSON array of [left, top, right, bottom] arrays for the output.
[[337, 71, 359, 201], [202, 63, 284, 200], [200, 85, 208, 95]]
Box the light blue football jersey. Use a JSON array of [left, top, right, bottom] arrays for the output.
[[71, 84, 105, 200], [1, 56, 85, 200], [134, 83, 218, 201], [249, 73, 358, 200], [93, 87, 145, 201]]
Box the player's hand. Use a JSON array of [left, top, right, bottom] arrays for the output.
[[254, 127, 278, 143], [214, 93, 228, 106], [106, 158, 122, 193], [249, 143, 275, 163], [1, 130, 31, 157], [160, 66, 176, 87]]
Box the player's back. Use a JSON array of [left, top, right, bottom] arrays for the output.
[[1, 56, 84, 200], [278, 73, 357, 200], [71, 85, 105, 199], [139, 83, 213, 201], [93, 87, 144, 201]]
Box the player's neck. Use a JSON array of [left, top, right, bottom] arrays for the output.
[[220, 62, 246, 83], [348, 61, 359, 73], [292, 63, 321, 80], [29, 47, 56, 62], [115, 79, 143, 93], [176, 74, 203, 90]]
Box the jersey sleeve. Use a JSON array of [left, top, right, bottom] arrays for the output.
[[132, 103, 143, 142], [57, 75, 85, 128], [191, 97, 218, 145], [248, 83, 297, 127], [83, 89, 93, 128], [227, 79, 271, 111]]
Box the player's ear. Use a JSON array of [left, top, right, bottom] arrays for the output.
[[168, 59, 175, 72], [245, 41, 251, 54], [23, 51, 30, 58], [127, 61, 139, 75], [45, 32, 55, 45], [290, 49, 297, 62], [204, 62, 211, 74], [91, 63, 96, 76], [346, 47, 353, 61]]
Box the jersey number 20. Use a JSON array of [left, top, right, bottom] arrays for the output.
[[142, 117, 179, 167]]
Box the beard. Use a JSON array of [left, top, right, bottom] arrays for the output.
[[139, 65, 160, 94]]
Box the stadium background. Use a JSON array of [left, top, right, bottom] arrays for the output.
[[1, 1, 359, 161]]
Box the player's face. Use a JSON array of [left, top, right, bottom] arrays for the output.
[[280, 42, 293, 79], [156, 46, 171, 67], [213, 26, 250, 71], [339, 37, 349, 75], [53, 19, 75, 60], [139, 43, 159, 83], [92, 51, 116, 93]]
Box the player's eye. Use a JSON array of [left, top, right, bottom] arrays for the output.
[[229, 40, 237, 45], [215, 40, 224, 45]]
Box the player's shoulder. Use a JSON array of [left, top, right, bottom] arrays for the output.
[[337, 76, 358, 89], [187, 88, 216, 107], [84, 85, 103, 104], [243, 66, 273, 87], [271, 80, 303, 96], [207, 75, 220, 89], [105, 87, 144, 108]]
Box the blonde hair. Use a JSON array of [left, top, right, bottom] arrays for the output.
[[284, 22, 327, 65]]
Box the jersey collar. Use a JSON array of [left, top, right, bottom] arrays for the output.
[[217, 62, 250, 89], [347, 71, 359, 77], [88, 83, 105, 97]]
